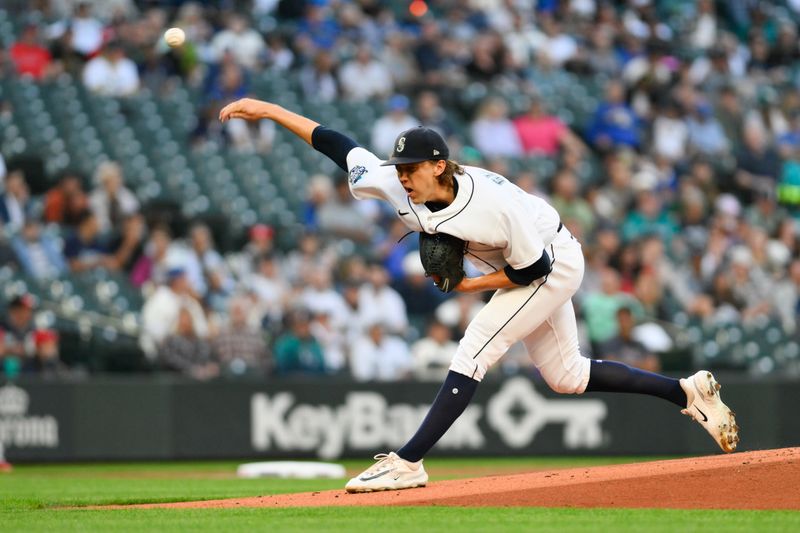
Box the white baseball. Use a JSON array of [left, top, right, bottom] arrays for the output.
[[164, 27, 186, 47]]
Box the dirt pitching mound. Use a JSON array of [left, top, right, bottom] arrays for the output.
[[114, 448, 800, 510]]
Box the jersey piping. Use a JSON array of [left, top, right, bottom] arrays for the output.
[[406, 196, 424, 230], [471, 246, 556, 360], [465, 250, 499, 272], [434, 172, 475, 231]]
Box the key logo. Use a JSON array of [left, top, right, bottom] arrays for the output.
[[487, 377, 607, 449]]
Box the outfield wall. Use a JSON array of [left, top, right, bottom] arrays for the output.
[[1, 375, 797, 461]]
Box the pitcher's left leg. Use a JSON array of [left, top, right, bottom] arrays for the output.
[[523, 301, 739, 452], [391, 267, 577, 478]]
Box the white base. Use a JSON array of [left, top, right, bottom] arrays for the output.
[[236, 461, 346, 479]]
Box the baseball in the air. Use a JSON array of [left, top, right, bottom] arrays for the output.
[[164, 27, 186, 47]]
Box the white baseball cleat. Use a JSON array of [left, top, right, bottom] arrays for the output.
[[345, 452, 428, 493], [680, 370, 739, 453]]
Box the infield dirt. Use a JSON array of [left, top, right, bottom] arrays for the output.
[[106, 447, 799, 510]]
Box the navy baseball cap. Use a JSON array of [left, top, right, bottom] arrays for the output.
[[380, 127, 450, 166]]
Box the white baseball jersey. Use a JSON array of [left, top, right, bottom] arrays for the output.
[[346, 147, 561, 274], [345, 147, 591, 389]]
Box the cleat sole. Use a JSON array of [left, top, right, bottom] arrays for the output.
[[346, 483, 426, 494], [691, 372, 740, 453], [719, 410, 739, 453]]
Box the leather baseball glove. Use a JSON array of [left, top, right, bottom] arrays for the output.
[[419, 231, 466, 293]]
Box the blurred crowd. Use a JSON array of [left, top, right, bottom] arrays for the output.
[[2, 0, 800, 381]]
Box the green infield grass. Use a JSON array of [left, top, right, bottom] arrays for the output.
[[1, 457, 797, 532]]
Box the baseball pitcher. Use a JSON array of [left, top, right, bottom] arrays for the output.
[[219, 98, 739, 493]]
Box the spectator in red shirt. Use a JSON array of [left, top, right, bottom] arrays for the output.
[[513, 96, 586, 158], [43, 171, 89, 227], [9, 24, 53, 80]]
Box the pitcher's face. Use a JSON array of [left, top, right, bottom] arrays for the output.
[[395, 160, 446, 204]]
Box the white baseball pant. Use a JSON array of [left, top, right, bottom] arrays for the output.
[[449, 228, 591, 393]]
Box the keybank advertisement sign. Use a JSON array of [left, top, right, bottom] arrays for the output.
[[251, 377, 608, 459], [11, 375, 779, 461], [0, 384, 59, 449]]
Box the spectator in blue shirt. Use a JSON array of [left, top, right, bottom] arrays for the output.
[[687, 100, 730, 156], [776, 110, 800, 156], [0, 170, 32, 233], [296, 2, 340, 51], [587, 80, 641, 151], [62, 210, 115, 272], [11, 220, 67, 280]]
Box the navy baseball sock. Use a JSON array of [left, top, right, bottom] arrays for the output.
[[396, 371, 479, 463], [585, 360, 687, 407]]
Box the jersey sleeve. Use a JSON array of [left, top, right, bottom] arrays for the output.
[[346, 147, 399, 201], [500, 199, 546, 270]]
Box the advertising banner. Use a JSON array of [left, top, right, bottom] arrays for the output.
[[2, 375, 797, 461]]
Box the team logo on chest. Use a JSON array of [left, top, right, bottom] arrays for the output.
[[396, 137, 406, 153], [349, 165, 368, 184]]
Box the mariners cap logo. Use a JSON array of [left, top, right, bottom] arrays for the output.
[[379, 127, 450, 167]]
